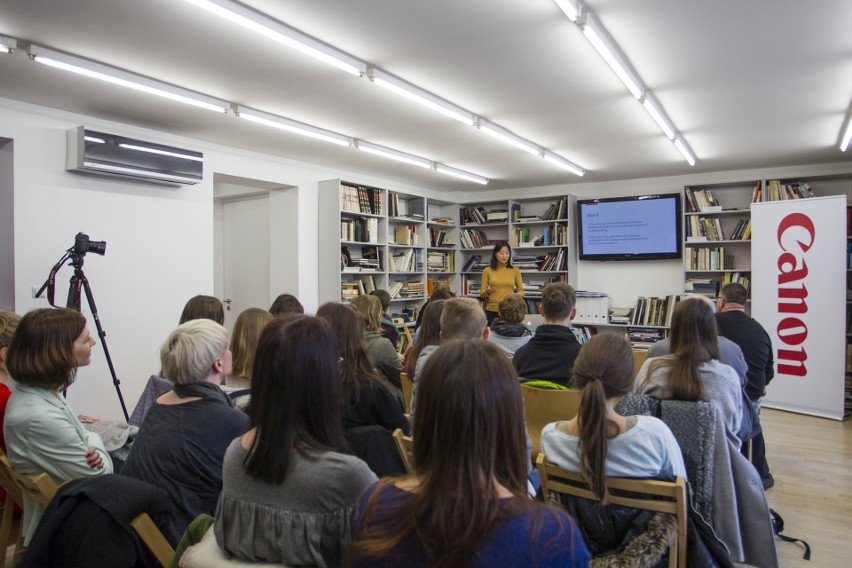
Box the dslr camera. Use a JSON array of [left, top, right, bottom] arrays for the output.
[[73, 232, 107, 256]]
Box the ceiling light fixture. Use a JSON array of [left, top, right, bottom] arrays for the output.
[[368, 68, 475, 126], [119, 144, 204, 162], [434, 164, 488, 185], [542, 151, 585, 176], [84, 135, 106, 144], [580, 17, 644, 100], [553, 0, 582, 22], [181, 0, 366, 76], [478, 120, 540, 156], [641, 94, 676, 140], [840, 102, 852, 152], [0, 35, 16, 54], [673, 137, 696, 166], [355, 141, 432, 169], [28, 45, 230, 113], [234, 106, 351, 147]]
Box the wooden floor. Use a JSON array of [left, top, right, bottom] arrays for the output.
[[761, 408, 852, 567]]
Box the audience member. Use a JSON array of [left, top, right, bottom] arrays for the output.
[[0, 310, 20, 508], [370, 289, 401, 348], [351, 295, 403, 403], [317, 303, 410, 474], [513, 282, 581, 387], [716, 283, 775, 489], [179, 295, 225, 325], [410, 297, 488, 411], [412, 284, 454, 340], [349, 340, 590, 567], [402, 299, 446, 377], [5, 308, 113, 544], [541, 333, 685, 495], [224, 308, 273, 411], [635, 296, 743, 446], [121, 319, 248, 543], [213, 317, 376, 565], [480, 241, 524, 326], [487, 293, 532, 356], [269, 293, 304, 316]]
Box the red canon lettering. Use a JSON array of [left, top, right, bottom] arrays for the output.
[[775, 212, 814, 378]]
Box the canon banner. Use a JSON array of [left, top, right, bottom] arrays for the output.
[[752, 196, 846, 419]]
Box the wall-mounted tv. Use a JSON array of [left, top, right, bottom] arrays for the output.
[[577, 194, 682, 261]]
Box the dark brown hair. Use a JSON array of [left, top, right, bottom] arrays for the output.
[[648, 297, 718, 401], [316, 302, 381, 402], [429, 284, 455, 301], [719, 283, 748, 305], [269, 293, 305, 316], [541, 282, 576, 320], [498, 293, 527, 324], [245, 316, 347, 484], [353, 340, 561, 566], [369, 289, 392, 311], [6, 308, 86, 391], [572, 334, 635, 502], [179, 295, 225, 325], [404, 300, 446, 376], [488, 241, 514, 270]]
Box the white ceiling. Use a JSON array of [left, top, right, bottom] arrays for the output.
[[1, 0, 851, 192]]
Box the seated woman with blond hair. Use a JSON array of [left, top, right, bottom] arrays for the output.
[[223, 307, 274, 411], [351, 294, 403, 404], [349, 340, 590, 567]]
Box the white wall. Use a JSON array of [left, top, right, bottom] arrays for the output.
[[0, 138, 13, 308]]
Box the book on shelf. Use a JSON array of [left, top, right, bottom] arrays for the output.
[[684, 188, 720, 213], [341, 184, 382, 215], [461, 255, 482, 273], [427, 251, 454, 272], [765, 180, 816, 201], [486, 209, 509, 222], [394, 225, 418, 246], [391, 249, 416, 272], [341, 217, 379, 243], [430, 217, 454, 225], [631, 295, 682, 327]]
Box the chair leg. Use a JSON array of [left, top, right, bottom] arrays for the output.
[[0, 499, 14, 568]]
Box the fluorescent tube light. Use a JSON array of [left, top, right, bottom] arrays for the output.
[[119, 144, 204, 162], [673, 137, 697, 166], [553, 0, 581, 22], [478, 121, 540, 156], [182, 0, 365, 76], [641, 95, 676, 140], [355, 141, 432, 169], [581, 19, 644, 99], [840, 107, 852, 151], [0, 35, 16, 54], [542, 151, 585, 176], [369, 69, 475, 125], [84, 136, 106, 144], [235, 106, 351, 147], [434, 164, 488, 185], [29, 45, 230, 113]]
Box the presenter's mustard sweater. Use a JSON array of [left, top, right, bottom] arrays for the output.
[[480, 265, 524, 312]]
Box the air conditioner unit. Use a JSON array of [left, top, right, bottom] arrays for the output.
[[66, 126, 203, 185]]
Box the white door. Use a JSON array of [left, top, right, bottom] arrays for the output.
[[222, 194, 270, 330]]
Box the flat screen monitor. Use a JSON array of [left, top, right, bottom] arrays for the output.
[[577, 194, 682, 261]]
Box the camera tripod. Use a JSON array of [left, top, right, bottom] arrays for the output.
[[37, 248, 130, 422]]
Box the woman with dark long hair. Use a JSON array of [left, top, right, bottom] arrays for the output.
[[635, 296, 743, 444], [480, 241, 524, 325], [213, 316, 376, 566], [541, 334, 685, 502], [350, 340, 589, 567], [402, 299, 446, 377]]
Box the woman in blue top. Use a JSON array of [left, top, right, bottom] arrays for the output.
[[350, 339, 590, 568]]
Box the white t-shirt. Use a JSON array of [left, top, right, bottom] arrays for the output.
[[540, 415, 687, 480]]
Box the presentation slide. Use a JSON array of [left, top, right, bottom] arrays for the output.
[[581, 199, 677, 255]]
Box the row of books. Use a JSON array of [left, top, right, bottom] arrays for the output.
[[460, 206, 508, 225], [390, 249, 420, 272], [684, 272, 751, 298], [848, 242, 852, 269], [430, 228, 454, 247], [427, 251, 454, 273], [513, 224, 568, 247], [632, 295, 683, 327], [628, 328, 667, 350], [341, 217, 379, 243], [340, 276, 378, 302], [460, 255, 489, 273], [460, 229, 490, 249], [537, 249, 568, 272], [684, 188, 720, 213], [391, 225, 420, 246], [687, 248, 735, 270], [765, 180, 816, 202], [390, 280, 426, 299], [511, 197, 568, 222], [461, 279, 482, 296], [341, 184, 383, 215]]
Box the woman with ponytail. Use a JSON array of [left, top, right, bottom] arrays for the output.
[[540, 334, 685, 504]]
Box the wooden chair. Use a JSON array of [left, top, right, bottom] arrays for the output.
[[0, 455, 58, 566], [537, 454, 687, 568], [399, 372, 414, 414], [632, 349, 649, 372], [519, 385, 582, 458], [392, 428, 414, 474], [131, 512, 175, 567], [399, 326, 414, 354], [0, 452, 24, 568]]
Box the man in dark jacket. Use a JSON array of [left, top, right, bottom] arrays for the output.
[[513, 282, 581, 387], [716, 283, 775, 489]]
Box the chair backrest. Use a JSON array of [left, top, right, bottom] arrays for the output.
[[399, 326, 414, 354], [0, 455, 57, 506], [131, 512, 175, 568], [399, 372, 414, 414], [520, 385, 582, 458], [537, 454, 687, 568], [0, 450, 23, 509], [632, 349, 648, 372], [391, 428, 414, 474]]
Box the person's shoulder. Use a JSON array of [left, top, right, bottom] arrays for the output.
[[315, 451, 378, 490], [523, 505, 589, 563]]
